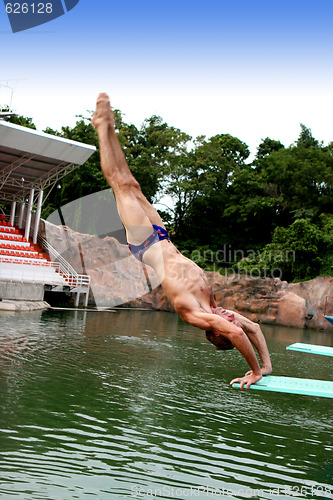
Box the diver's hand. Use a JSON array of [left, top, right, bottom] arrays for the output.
[[230, 372, 262, 390], [245, 365, 272, 377]]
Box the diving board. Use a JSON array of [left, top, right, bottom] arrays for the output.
[[232, 376, 333, 398], [286, 343, 333, 357], [324, 315, 333, 326]]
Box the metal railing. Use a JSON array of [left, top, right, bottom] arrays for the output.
[[36, 232, 90, 288]]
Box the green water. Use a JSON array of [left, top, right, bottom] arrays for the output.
[[0, 309, 332, 500]]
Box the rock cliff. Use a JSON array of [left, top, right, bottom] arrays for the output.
[[41, 221, 333, 330]]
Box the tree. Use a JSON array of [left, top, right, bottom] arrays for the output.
[[236, 217, 332, 282], [296, 124, 320, 148], [41, 112, 192, 222], [41, 118, 104, 220], [8, 114, 36, 129], [166, 134, 250, 243], [8, 109, 328, 282], [222, 164, 283, 249], [259, 128, 333, 221], [119, 114, 191, 203], [255, 137, 284, 163]]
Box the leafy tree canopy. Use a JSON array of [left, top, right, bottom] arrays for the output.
[[8, 113, 36, 129], [5, 110, 332, 282]]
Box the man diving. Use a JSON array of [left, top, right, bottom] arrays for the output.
[[92, 93, 272, 390]]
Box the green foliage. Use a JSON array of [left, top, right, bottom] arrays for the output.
[[8, 108, 332, 282], [175, 124, 333, 281], [167, 133, 250, 242], [41, 111, 193, 224], [235, 217, 333, 282], [119, 114, 191, 202], [317, 213, 333, 277], [297, 124, 320, 148], [255, 137, 285, 162], [41, 118, 105, 219], [0, 203, 8, 215], [8, 114, 36, 129]]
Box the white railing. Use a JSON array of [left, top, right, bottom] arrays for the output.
[[36, 232, 90, 289]]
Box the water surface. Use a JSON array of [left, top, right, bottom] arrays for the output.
[[0, 309, 332, 499]]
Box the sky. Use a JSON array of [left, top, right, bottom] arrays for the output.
[[1, 0, 333, 158]]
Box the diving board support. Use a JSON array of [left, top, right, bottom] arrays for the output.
[[286, 343, 333, 357], [232, 376, 333, 398]]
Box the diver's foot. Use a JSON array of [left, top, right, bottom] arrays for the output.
[[91, 93, 114, 132]]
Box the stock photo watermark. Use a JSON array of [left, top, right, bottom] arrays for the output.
[[131, 483, 333, 498], [183, 245, 296, 265], [180, 245, 296, 280], [4, 0, 80, 33]]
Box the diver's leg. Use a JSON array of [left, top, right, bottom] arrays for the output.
[[92, 93, 166, 230], [92, 93, 154, 244]]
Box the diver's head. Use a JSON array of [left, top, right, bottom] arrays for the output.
[[205, 330, 235, 350]]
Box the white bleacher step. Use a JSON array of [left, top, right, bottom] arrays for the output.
[[0, 263, 68, 285]]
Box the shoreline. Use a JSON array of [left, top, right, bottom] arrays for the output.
[[0, 300, 50, 312]]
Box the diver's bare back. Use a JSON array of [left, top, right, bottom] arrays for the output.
[[143, 239, 213, 317]]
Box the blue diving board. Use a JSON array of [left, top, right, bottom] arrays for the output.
[[324, 315, 333, 326], [232, 376, 333, 398], [286, 343, 333, 357]]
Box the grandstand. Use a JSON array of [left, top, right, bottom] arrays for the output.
[[0, 119, 96, 306]]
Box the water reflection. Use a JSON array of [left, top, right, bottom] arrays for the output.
[[264, 323, 333, 347], [0, 309, 332, 499]]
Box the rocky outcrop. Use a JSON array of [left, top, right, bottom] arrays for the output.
[[41, 221, 333, 330], [42, 221, 161, 308], [207, 273, 332, 331]]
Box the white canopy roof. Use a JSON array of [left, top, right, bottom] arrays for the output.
[[0, 120, 96, 203]]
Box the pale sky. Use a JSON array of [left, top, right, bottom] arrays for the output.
[[1, 0, 333, 158]]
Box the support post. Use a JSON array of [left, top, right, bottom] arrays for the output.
[[33, 190, 43, 244], [10, 201, 16, 226], [24, 189, 34, 241], [75, 292, 80, 307], [18, 202, 25, 229]]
